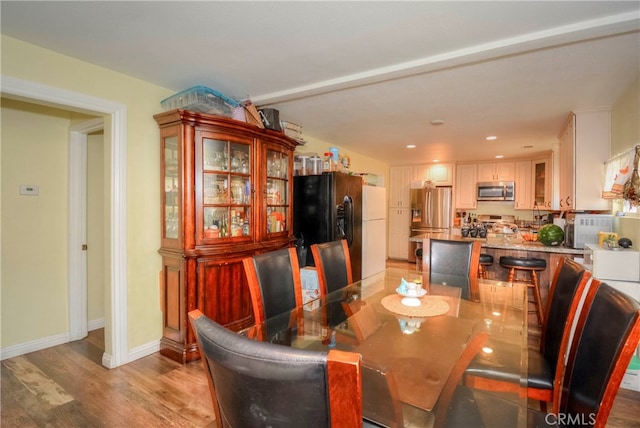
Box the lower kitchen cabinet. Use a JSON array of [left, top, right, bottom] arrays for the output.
[[388, 207, 410, 259]]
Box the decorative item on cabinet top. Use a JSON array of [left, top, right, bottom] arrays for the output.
[[160, 86, 304, 143]]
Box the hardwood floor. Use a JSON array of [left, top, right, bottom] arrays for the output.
[[1, 262, 639, 427], [1, 330, 215, 427]]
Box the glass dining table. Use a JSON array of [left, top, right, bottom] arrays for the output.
[[244, 268, 529, 427]]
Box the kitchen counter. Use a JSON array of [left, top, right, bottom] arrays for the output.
[[411, 233, 584, 327], [408, 233, 584, 255]]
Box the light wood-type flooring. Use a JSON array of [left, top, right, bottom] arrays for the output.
[[1, 260, 639, 427]]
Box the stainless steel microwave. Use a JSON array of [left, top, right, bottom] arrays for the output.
[[476, 181, 515, 201]]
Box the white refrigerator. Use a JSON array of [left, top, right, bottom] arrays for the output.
[[362, 186, 387, 279]]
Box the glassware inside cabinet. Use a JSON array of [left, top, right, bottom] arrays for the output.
[[203, 138, 229, 171], [204, 207, 251, 238], [204, 174, 228, 204], [230, 143, 250, 174], [266, 207, 287, 233], [265, 175, 288, 234], [230, 177, 251, 205], [266, 178, 287, 205], [267, 150, 288, 178], [163, 136, 179, 240]]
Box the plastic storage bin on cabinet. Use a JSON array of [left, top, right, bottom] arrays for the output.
[[161, 86, 239, 116]]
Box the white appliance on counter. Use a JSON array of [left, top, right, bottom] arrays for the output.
[[362, 186, 386, 279], [583, 243, 640, 301]]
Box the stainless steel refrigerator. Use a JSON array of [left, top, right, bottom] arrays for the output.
[[408, 186, 453, 263], [294, 172, 362, 281]]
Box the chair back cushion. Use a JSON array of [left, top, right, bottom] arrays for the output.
[[541, 258, 589, 363], [429, 239, 474, 277], [314, 240, 351, 294], [561, 283, 640, 419], [192, 312, 332, 427], [251, 248, 298, 319]]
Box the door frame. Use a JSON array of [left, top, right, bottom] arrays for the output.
[[2, 75, 128, 368]]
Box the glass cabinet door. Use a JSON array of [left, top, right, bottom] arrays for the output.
[[163, 135, 179, 242], [201, 137, 252, 240], [265, 148, 289, 235]]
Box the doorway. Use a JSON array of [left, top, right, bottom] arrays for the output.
[[2, 75, 128, 368]]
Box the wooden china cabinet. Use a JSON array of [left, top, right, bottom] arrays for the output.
[[154, 109, 299, 363]]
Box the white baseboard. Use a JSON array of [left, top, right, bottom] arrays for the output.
[[127, 339, 161, 363], [1, 322, 161, 367], [2, 317, 107, 361], [88, 317, 106, 331], [0, 332, 70, 361]]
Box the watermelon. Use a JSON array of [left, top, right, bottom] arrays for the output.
[[536, 224, 565, 246]]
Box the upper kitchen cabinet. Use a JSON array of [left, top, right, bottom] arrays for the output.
[[389, 166, 413, 207], [532, 154, 553, 209], [514, 154, 553, 211], [412, 163, 453, 187], [514, 160, 532, 210], [558, 109, 611, 211], [155, 109, 299, 363], [455, 163, 477, 209], [477, 161, 515, 182]]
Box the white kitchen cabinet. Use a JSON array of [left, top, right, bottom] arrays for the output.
[[388, 207, 411, 259], [412, 163, 453, 187], [455, 163, 477, 209], [558, 109, 611, 211], [514, 160, 532, 210], [477, 161, 515, 182], [389, 166, 413, 207], [532, 155, 553, 209], [427, 163, 453, 185]]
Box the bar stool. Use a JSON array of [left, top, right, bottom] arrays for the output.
[[499, 256, 547, 326], [415, 248, 423, 272], [478, 254, 493, 279]]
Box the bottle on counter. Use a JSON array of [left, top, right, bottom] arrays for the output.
[[323, 152, 333, 172]]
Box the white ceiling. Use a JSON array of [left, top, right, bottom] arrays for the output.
[[2, 1, 639, 165]]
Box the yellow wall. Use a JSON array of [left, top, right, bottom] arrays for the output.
[[611, 75, 640, 155], [1, 101, 73, 344]]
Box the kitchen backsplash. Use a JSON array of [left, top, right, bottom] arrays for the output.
[[459, 201, 550, 223]]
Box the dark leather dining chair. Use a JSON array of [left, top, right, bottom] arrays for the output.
[[435, 279, 640, 428], [242, 247, 303, 325], [423, 238, 481, 299], [311, 239, 353, 296], [464, 257, 591, 406], [188, 310, 363, 428]]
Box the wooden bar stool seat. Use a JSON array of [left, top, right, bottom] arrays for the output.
[[478, 254, 493, 279], [499, 256, 547, 326]]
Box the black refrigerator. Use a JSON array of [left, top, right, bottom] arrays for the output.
[[294, 172, 362, 281]]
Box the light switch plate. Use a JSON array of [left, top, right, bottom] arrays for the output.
[[20, 185, 39, 195]]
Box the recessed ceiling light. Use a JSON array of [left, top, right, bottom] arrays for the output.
[[432, 159, 439, 163], [495, 155, 504, 159], [430, 119, 445, 126], [406, 144, 416, 149], [486, 136, 497, 141]]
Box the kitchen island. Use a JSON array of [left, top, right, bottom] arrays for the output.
[[410, 233, 585, 327]]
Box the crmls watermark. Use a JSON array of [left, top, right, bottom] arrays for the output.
[[544, 413, 597, 426]]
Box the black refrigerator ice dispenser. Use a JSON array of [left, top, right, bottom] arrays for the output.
[[293, 172, 362, 281]]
